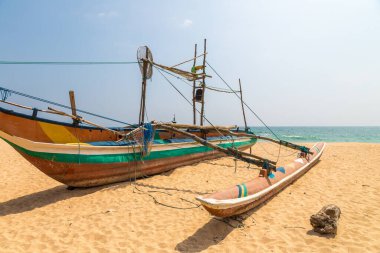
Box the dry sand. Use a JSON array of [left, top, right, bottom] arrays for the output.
[[0, 140, 379, 252]]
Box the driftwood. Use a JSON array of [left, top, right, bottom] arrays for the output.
[[310, 204, 341, 234]]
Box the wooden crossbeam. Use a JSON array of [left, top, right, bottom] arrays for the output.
[[155, 123, 277, 170]]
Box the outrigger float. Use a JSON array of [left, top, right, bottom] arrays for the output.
[[0, 40, 325, 216], [197, 142, 325, 217]]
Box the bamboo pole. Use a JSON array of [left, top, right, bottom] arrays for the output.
[[163, 123, 236, 130], [171, 52, 207, 68], [48, 106, 147, 143], [47, 107, 124, 137], [0, 100, 60, 115], [139, 47, 149, 124], [0, 100, 37, 111], [159, 122, 311, 154], [151, 61, 212, 80], [239, 79, 248, 131], [160, 122, 310, 154], [219, 129, 312, 154], [200, 39, 207, 126], [155, 123, 277, 169], [226, 147, 276, 164], [192, 44, 197, 125], [69, 90, 78, 125]]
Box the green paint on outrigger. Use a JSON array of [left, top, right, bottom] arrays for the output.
[[237, 183, 248, 198]]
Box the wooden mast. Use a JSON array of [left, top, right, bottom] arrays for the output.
[[239, 79, 248, 131], [69, 90, 78, 125], [139, 47, 149, 124], [192, 44, 197, 125], [200, 39, 207, 126]]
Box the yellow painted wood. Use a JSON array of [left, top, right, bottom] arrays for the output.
[[38, 122, 79, 143]]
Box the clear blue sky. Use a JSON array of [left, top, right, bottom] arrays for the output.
[[0, 0, 379, 126]]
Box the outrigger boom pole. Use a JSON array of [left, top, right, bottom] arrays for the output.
[[154, 122, 277, 170], [160, 123, 312, 155], [219, 130, 313, 154]]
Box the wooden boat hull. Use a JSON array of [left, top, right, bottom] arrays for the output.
[[0, 107, 229, 143], [0, 130, 256, 187], [196, 142, 326, 217], [0, 107, 124, 143]]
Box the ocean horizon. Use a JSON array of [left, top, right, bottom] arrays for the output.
[[248, 126, 380, 143]]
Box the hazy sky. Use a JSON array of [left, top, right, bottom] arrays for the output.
[[0, 0, 379, 126]]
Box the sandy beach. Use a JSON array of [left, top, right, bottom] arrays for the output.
[[0, 139, 379, 252]]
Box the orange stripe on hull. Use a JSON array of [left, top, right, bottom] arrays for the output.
[[1, 110, 233, 144], [0, 110, 120, 143]]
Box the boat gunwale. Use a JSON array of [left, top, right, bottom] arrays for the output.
[[0, 107, 246, 134], [0, 130, 254, 152], [0, 128, 255, 162], [0, 106, 128, 131]]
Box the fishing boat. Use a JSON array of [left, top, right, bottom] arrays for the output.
[[0, 126, 255, 187], [196, 142, 326, 217], [0, 41, 260, 187], [1, 40, 324, 217]]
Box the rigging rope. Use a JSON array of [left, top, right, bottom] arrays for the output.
[[0, 61, 138, 65], [205, 85, 239, 93], [155, 65, 238, 94], [154, 66, 233, 142], [0, 89, 11, 101], [0, 87, 138, 127], [154, 66, 193, 88], [205, 61, 281, 141]]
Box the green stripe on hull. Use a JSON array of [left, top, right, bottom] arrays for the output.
[[242, 183, 248, 197], [2, 137, 257, 164], [237, 185, 242, 198], [237, 183, 248, 198]]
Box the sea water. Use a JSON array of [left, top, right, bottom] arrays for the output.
[[249, 127, 380, 143]]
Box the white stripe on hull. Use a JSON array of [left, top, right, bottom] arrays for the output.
[[0, 130, 252, 155]]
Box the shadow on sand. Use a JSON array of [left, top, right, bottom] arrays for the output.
[[134, 182, 211, 195], [306, 230, 336, 239], [0, 184, 113, 217], [175, 218, 236, 252], [0, 176, 209, 218], [175, 201, 268, 252], [175, 160, 323, 252], [0, 176, 210, 218]]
